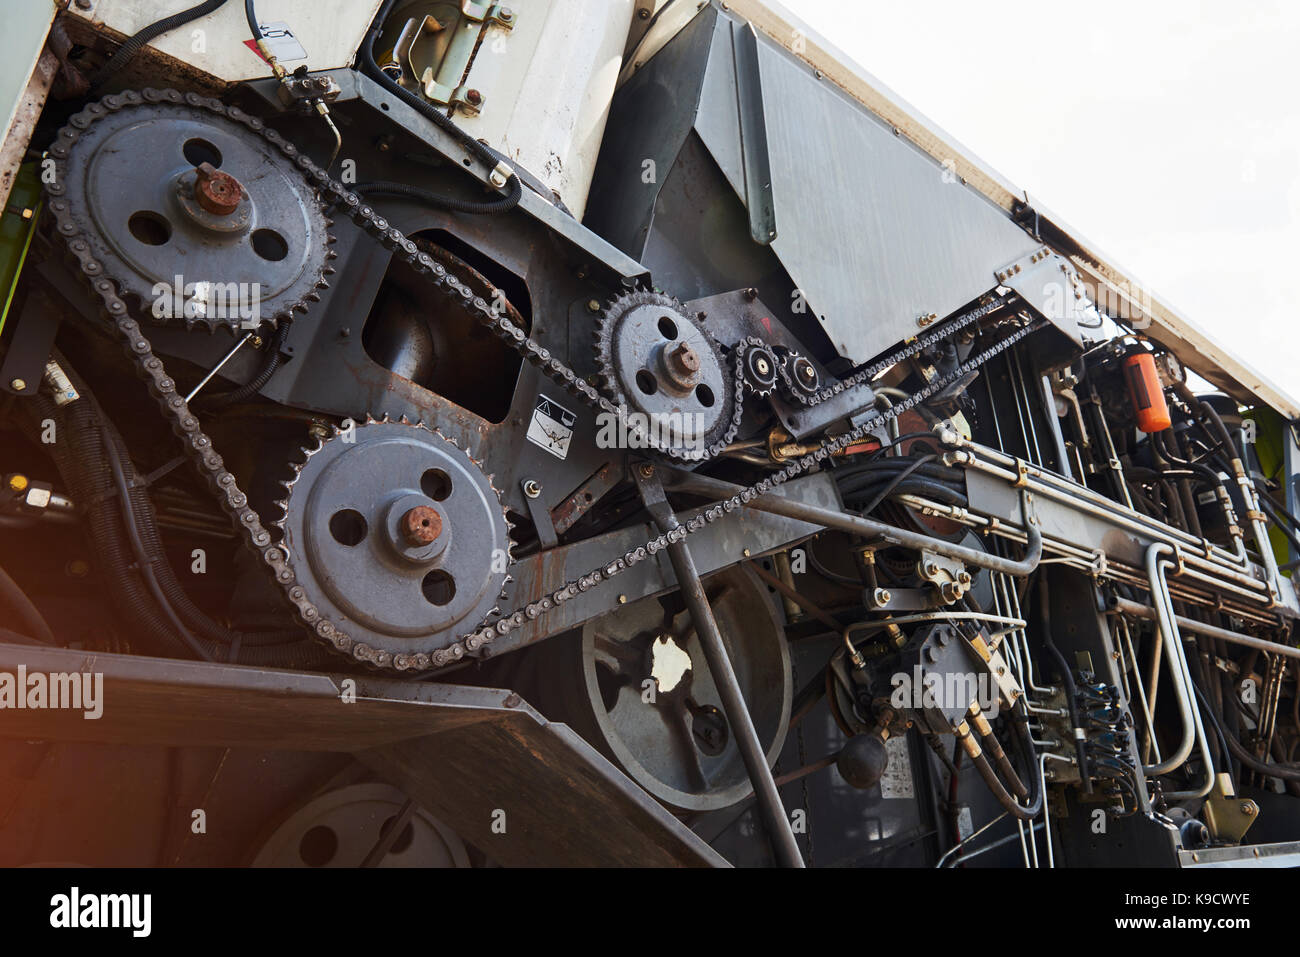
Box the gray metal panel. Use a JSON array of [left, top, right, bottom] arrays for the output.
[[694, 14, 1040, 362], [1178, 840, 1300, 868]]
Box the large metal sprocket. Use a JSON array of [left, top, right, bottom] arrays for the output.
[[275, 417, 511, 668], [56, 99, 333, 330], [593, 290, 740, 461]]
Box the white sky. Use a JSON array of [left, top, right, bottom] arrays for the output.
[[779, 0, 1300, 402]]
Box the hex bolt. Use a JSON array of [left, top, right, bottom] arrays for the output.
[[669, 342, 700, 376], [523, 479, 542, 498], [400, 506, 443, 546], [10, 379, 26, 391], [587, 299, 602, 313], [194, 161, 243, 216]]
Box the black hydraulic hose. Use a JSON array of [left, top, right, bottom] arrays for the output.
[[1038, 578, 1093, 793], [1259, 495, 1300, 555], [105, 439, 215, 661], [358, 0, 522, 213], [90, 0, 230, 86], [22, 368, 329, 669], [1197, 679, 1300, 786], [244, 0, 264, 41], [834, 457, 963, 484], [354, 178, 522, 215], [103, 427, 310, 655], [0, 563, 55, 645], [855, 454, 938, 515], [972, 705, 1043, 820], [843, 478, 966, 510], [201, 322, 292, 409]]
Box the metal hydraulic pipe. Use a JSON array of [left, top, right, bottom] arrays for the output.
[[1107, 596, 1300, 662], [663, 469, 1042, 578], [949, 452, 1269, 599], [1151, 551, 1217, 800], [945, 435, 1253, 573], [1141, 544, 1198, 776]]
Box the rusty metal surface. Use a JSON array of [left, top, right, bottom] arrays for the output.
[[0, 642, 726, 866]]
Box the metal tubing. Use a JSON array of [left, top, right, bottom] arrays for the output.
[[1142, 544, 1198, 776], [664, 469, 1042, 578], [661, 537, 804, 867], [949, 436, 1252, 572], [636, 469, 803, 867], [1107, 596, 1300, 662], [1152, 553, 1217, 800]]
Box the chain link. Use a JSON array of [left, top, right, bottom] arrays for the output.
[[46, 90, 1039, 672]]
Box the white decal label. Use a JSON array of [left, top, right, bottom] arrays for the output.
[[526, 395, 576, 460], [880, 735, 914, 798]]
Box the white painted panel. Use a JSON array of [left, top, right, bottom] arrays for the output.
[[70, 0, 382, 83]]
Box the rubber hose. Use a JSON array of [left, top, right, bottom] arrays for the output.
[[1038, 577, 1092, 793], [91, 0, 230, 86], [354, 178, 523, 216], [0, 562, 56, 645]]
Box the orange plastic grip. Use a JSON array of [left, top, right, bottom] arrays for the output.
[[1124, 353, 1172, 433]]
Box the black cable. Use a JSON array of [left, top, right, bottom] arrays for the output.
[[0, 562, 55, 645], [1037, 577, 1092, 793], [105, 438, 214, 662], [201, 322, 291, 409], [1196, 679, 1300, 784], [244, 0, 263, 41], [854, 454, 937, 515], [354, 178, 522, 215], [90, 0, 230, 86]]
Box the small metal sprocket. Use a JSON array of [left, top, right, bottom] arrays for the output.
[[592, 290, 739, 460]]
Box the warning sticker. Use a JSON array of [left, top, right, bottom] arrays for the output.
[[526, 395, 577, 460], [243, 22, 308, 64], [880, 735, 914, 798]]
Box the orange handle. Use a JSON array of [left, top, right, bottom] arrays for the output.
[[1124, 352, 1172, 433]]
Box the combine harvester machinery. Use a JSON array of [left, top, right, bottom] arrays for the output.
[[0, 0, 1296, 867]]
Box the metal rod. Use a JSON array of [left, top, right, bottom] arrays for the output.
[[664, 468, 1042, 578], [636, 468, 804, 868], [1107, 596, 1300, 662], [184, 332, 255, 403], [750, 562, 842, 632], [662, 536, 804, 867]]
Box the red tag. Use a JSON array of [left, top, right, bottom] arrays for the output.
[[244, 38, 268, 63]]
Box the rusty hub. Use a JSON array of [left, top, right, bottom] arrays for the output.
[[400, 505, 443, 546], [194, 161, 243, 215]]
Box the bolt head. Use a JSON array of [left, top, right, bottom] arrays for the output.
[[400, 506, 443, 546], [194, 162, 244, 215], [10, 379, 26, 391]]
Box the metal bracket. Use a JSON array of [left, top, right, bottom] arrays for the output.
[[521, 478, 558, 550], [394, 3, 517, 115], [1203, 772, 1259, 844]]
